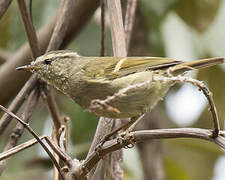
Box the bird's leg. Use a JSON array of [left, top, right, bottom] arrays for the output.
[[116, 114, 146, 148], [95, 115, 146, 156], [94, 118, 138, 158]]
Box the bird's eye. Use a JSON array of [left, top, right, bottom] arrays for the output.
[[44, 59, 52, 65]]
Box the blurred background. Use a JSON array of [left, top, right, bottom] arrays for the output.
[[0, 0, 225, 179]]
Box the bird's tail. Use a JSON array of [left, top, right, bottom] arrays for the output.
[[171, 57, 225, 74]]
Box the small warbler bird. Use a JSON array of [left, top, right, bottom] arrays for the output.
[[17, 50, 225, 118]]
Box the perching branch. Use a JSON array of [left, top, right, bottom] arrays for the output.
[[153, 74, 220, 137], [76, 128, 225, 178]]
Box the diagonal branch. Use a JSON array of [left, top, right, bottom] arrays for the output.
[[0, 105, 66, 180], [0, 0, 13, 19], [124, 0, 138, 50], [0, 74, 38, 135], [17, 0, 40, 59], [0, 88, 40, 175]]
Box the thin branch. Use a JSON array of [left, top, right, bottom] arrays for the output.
[[153, 74, 220, 137], [42, 87, 61, 131], [0, 74, 38, 135], [86, 117, 114, 179], [0, 87, 40, 175], [0, 136, 47, 161], [0, 0, 13, 19], [0, 105, 66, 180], [0, 135, 73, 168], [124, 0, 138, 50], [107, 0, 127, 56], [47, 0, 75, 52], [100, 0, 106, 56], [77, 128, 225, 178], [17, 0, 40, 59]]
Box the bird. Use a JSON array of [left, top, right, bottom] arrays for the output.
[[16, 50, 225, 119]]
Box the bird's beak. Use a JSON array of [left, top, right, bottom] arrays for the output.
[[16, 65, 40, 71]]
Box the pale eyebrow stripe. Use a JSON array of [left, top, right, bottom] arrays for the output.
[[112, 57, 127, 73]]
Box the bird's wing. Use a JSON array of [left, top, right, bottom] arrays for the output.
[[85, 57, 181, 80]]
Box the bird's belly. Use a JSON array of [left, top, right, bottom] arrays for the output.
[[93, 81, 170, 118], [72, 72, 172, 118]]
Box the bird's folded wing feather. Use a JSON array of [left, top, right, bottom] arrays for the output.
[[85, 57, 181, 80]]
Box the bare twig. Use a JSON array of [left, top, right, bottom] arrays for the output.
[[100, 0, 106, 56], [47, 0, 75, 52], [0, 74, 38, 135], [42, 87, 61, 131], [17, 0, 40, 59], [0, 0, 13, 19], [0, 135, 72, 167], [124, 0, 138, 50], [86, 117, 114, 179], [0, 105, 66, 180], [0, 87, 40, 174], [153, 74, 220, 137], [0, 136, 47, 161], [107, 0, 127, 57], [77, 128, 225, 178]]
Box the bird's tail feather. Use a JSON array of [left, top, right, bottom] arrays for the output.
[[171, 57, 225, 74]]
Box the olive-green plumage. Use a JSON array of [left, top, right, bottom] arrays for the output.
[[17, 50, 225, 118]]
